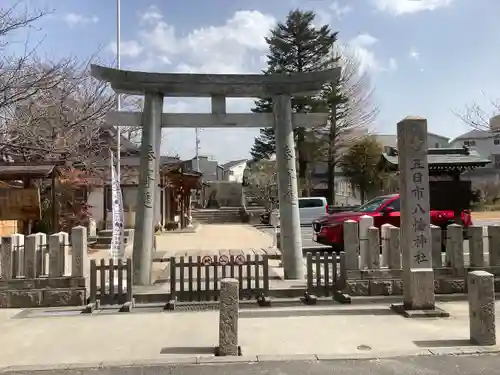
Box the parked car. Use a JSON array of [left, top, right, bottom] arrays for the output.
[[262, 197, 329, 226], [312, 193, 472, 252]]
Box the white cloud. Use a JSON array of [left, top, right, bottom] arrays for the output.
[[108, 40, 143, 58], [372, 0, 457, 15], [330, 1, 353, 18], [347, 33, 380, 73], [63, 13, 99, 28], [343, 34, 398, 74], [314, 1, 353, 26], [117, 9, 275, 75], [139, 5, 163, 24]]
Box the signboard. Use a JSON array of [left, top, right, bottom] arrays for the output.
[[0, 188, 41, 220], [109, 151, 125, 260]]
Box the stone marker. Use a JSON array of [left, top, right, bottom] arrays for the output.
[[468, 271, 496, 346], [218, 278, 239, 356], [446, 224, 464, 271], [381, 223, 392, 267], [71, 226, 88, 277], [468, 225, 484, 267], [24, 234, 38, 278], [397, 116, 434, 310], [430, 225, 442, 268], [367, 226, 380, 269], [387, 226, 401, 270], [343, 220, 359, 270], [359, 215, 374, 269], [488, 225, 500, 267]]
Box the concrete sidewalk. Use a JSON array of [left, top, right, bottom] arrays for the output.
[[0, 301, 499, 368]]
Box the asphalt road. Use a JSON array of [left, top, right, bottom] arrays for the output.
[[8, 354, 500, 375]]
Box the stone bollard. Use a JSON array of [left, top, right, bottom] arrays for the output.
[[367, 226, 380, 269], [468, 271, 496, 345], [218, 278, 239, 356], [359, 215, 374, 269], [343, 220, 359, 270]]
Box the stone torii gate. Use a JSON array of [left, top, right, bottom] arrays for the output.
[[91, 64, 341, 286]]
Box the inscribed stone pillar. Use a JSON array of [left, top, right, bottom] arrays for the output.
[[133, 91, 164, 285], [273, 94, 303, 280], [397, 116, 434, 310], [218, 278, 239, 356], [71, 226, 88, 277]]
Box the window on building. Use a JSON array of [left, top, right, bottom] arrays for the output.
[[464, 140, 476, 146], [434, 142, 440, 148], [494, 139, 500, 145]]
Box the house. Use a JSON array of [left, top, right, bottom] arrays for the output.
[[222, 159, 248, 183], [448, 115, 500, 186], [308, 131, 451, 204], [182, 156, 224, 182], [85, 129, 203, 230]]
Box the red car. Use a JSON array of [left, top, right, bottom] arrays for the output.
[[312, 194, 472, 252]]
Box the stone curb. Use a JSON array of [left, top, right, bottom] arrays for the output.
[[1, 347, 499, 372]]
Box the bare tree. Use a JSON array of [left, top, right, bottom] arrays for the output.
[[243, 160, 278, 211], [0, 57, 116, 165], [455, 94, 500, 131], [0, 2, 76, 114], [307, 48, 378, 203]]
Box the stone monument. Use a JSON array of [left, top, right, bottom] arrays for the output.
[[91, 65, 340, 284], [391, 117, 447, 317]]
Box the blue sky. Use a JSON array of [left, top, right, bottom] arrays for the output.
[[5, 0, 500, 163]]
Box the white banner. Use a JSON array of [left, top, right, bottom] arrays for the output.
[[110, 151, 125, 260]]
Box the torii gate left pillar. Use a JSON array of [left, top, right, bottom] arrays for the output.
[[91, 65, 340, 285]]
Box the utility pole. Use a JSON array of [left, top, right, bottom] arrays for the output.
[[116, 0, 121, 174], [195, 127, 200, 172]]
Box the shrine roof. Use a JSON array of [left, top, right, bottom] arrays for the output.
[[381, 147, 491, 170]]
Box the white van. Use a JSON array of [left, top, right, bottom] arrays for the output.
[[270, 197, 328, 227]]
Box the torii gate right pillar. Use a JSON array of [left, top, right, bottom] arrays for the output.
[[274, 95, 303, 279]]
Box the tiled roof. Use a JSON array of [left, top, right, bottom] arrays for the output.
[[452, 129, 495, 141], [382, 147, 491, 168]]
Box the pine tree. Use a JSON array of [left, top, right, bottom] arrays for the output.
[[250, 10, 338, 192]]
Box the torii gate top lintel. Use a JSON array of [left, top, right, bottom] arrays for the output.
[[91, 64, 341, 98]]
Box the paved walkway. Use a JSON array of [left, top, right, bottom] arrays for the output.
[[0, 301, 499, 368]]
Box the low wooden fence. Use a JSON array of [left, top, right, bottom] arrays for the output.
[[306, 252, 347, 297], [169, 254, 269, 302], [89, 258, 133, 305]]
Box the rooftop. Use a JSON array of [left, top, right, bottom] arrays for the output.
[[381, 146, 491, 172]]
